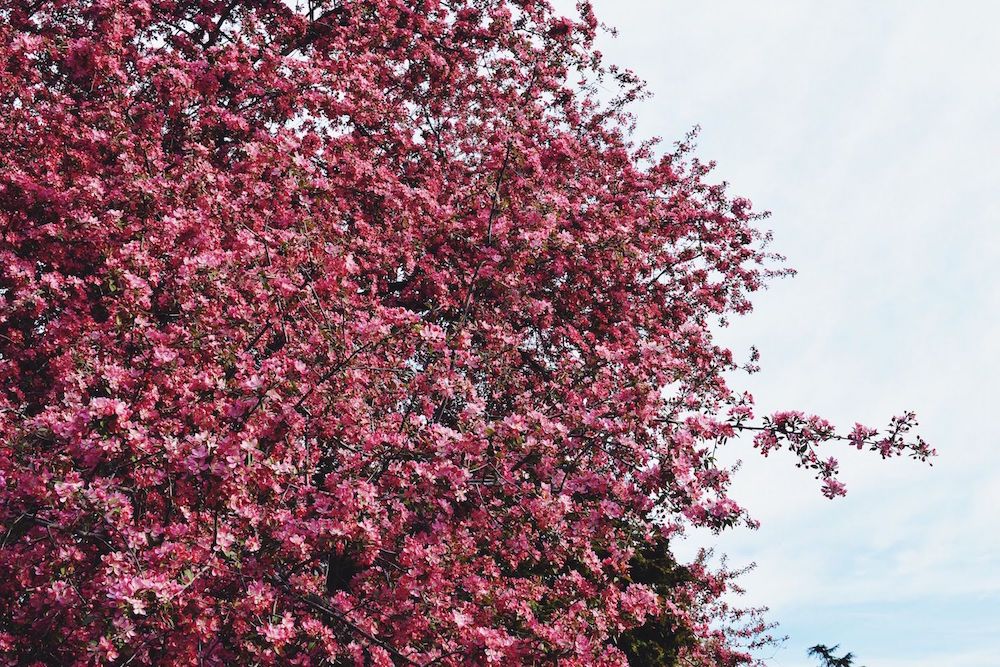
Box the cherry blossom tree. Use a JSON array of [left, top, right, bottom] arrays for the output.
[[0, 0, 933, 664]]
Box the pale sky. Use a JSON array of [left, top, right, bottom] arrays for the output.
[[568, 1, 1000, 665]]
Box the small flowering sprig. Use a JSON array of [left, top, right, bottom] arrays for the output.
[[745, 410, 935, 498], [659, 403, 932, 507]]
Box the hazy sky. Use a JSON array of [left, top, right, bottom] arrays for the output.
[[566, 1, 1000, 665]]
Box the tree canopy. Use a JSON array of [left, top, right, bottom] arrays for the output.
[[808, 644, 864, 667], [0, 0, 932, 664]]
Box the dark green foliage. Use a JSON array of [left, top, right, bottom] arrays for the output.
[[616, 538, 698, 666], [808, 644, 865, 667]]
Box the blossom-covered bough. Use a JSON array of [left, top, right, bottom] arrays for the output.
[[0, 1, 933, 664]]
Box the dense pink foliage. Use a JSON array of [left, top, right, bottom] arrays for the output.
[[0, 1, 933, 664]]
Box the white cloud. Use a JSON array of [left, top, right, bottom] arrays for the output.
[[574, 0, 1000, 662]]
